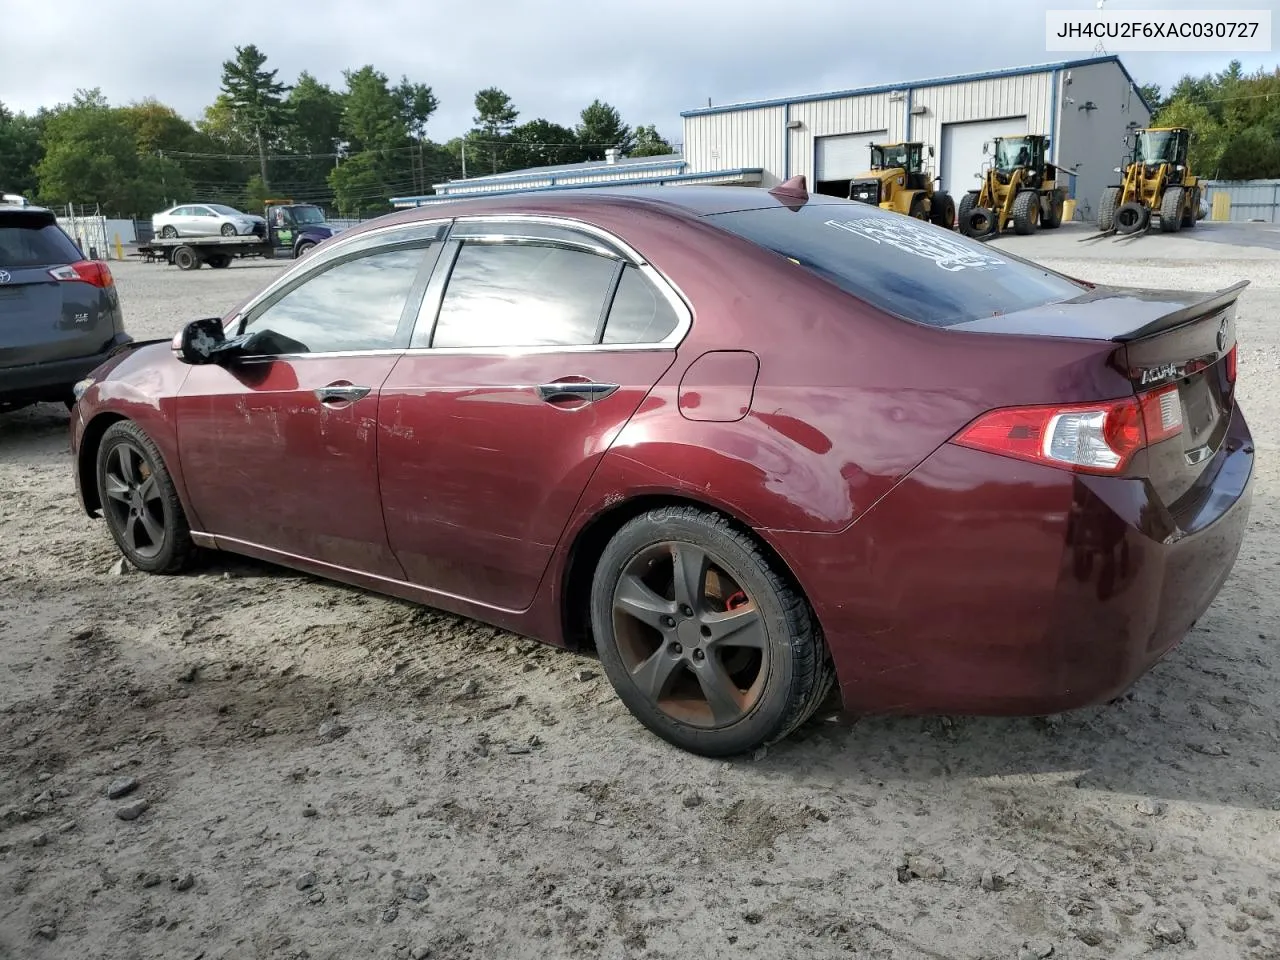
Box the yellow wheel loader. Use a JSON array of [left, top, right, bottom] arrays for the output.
[[958, 134, 1067, 238], [1096, 127, 1202, 236], [846, 142, 957, 229]]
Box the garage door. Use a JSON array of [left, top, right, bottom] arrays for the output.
[[940, 116, 1027, 196], [815, 130, 889, 181]]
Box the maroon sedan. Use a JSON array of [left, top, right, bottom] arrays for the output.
[[69, 180, 1253, 757]]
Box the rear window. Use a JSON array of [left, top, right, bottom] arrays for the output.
[[0, 216, 83, 268], [705, 203, 1086, 327]]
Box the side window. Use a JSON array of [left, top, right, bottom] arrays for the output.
[[602, 265, 680, 344], [428, 241, 619, 349], [244, 245, 429, 353]]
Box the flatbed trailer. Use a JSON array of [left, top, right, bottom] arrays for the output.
[[135, 235, 282, 270]]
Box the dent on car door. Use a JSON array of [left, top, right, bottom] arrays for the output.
[[175, 223, 447, 576], [378, 222, 687, 611]]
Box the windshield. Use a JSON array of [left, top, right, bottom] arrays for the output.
[[207, 204, 245, 217], [994, 138, 1034, 170], [1136, 131, 1177, 164], [705, 202, 1086, 327], [871, 144, 909, 170], [290, 206, 327, 224]]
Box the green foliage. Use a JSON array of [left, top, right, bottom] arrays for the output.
[[631, 124, 674, 158], [576, 100, 633, 160], [2, 50, 677, 214], [1153, 59, 1280, 179]]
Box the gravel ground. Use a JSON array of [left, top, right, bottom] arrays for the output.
[[2, 228, 1279, 960]]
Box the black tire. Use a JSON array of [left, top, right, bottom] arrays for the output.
[[220, 222, 237, 237], [589, 505, 833, 757], [1115, 201, 1148, 235], [1183, 187, 1200, 228], [207, 254, 232, 269], [963, 206, 997, 237], [957, 191, 978, 230], [1097, 187, 1121, 232], [172, 246, 200, 270], [296, 241, 316, 258], [1159, 186, 1184, 233], [908, 195, 927, 220], [929, 192, 957, 229], [95, 420, 195, 574], [1012, 190, 1040, 235], [160, 225, 178, 239]]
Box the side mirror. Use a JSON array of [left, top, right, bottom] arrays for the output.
[[175, 317, 229, 364]]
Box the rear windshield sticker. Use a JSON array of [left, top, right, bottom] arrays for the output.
[[824, 217, 1007, 273]]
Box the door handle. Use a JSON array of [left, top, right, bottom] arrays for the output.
[[535, 381, 620, 403], [314, 384, 371, 404]]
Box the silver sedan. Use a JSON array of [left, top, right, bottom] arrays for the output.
[[151, 203, 265, 239]]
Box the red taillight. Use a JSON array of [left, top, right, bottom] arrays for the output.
[[48, 260, 114, 288], [1225, 344, 1237, 383], [953, 384, 1183, 474]]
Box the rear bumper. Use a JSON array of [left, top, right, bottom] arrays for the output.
[[773, 403, 1255, 716], [0, 334, 133, 405]]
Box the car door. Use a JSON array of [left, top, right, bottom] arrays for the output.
[[191, 206, 219, 236], [378, 218, 688, 610], [176, 220, 448, 577]]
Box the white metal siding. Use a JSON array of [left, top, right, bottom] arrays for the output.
[[682, 106, 785, 186], [908, 73, 1054, 153], [1053, 60, 1151, 221], [814, 130, 890, 181], [789, 93, 894, 187], [940, 116, 1029, 197]]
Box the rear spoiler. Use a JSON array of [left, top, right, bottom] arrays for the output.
[[1111, 279, 1250, 343]]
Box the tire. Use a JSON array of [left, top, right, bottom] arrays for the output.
[[95, 420, 195, 575], [589, 505, 834, 757], [1182, 187, 1199, 228], [172, 246, 200, 270], [908, 195, 927, 220], [160, 225, 178, 239], [929, 192, 957, 230], [296, 241, 316, 258], [957, 191, 978, 230], [963, 206, 997, 237], [1159, 186, 1184, 233], [207, 254, 232, 269], [1115, 201, 1148, 235], [220, 223, 237, 237], [1012, 190, 1040, 235], [1097, 187, 1121, 232]]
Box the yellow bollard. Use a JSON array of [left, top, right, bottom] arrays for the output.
[[1063, 199, 1076, 222], [1211, 193, 1231, 222], [114, 233, 123, 260]]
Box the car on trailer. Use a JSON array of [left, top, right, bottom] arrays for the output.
[[138, 201, 343, 270]]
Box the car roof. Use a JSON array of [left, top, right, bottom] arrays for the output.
[[0, 202, 57, 224]]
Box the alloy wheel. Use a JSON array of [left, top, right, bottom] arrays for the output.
[[101, 440, 168, 560], [611, 541, 769, 728]]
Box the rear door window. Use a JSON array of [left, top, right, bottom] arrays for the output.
[[0, 216, 82, 268], [706, 203, 1086, 327]]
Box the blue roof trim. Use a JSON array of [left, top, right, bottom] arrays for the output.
[[434, 157, 686, 191], [392, 168, 764, 206], [682, 55, 1154, 118]]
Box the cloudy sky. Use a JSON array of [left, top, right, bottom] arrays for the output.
[[2, 0, 1275, 143]]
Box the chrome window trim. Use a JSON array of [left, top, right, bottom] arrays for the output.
[[226, 218, 453, 331]]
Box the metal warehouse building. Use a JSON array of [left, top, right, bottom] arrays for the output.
[[680, 55, 1152, 221]]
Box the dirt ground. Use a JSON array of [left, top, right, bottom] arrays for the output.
[[2, 224, 1279, 960]]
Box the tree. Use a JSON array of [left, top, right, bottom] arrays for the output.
[[340, 66, 405, 153], [472, 87, 518, 172], [576, 99, 634, 161], [36, 88, 189, 214], [219, 44, 290, 189], [0, 102, 46, 196], [1138, 83, 1163, 112], [283, 72, 346, 190], [395, 77, 439, 142], [630, 124, 673, 158], [327, 152, 385, 216], [504, 118, 581, 170]]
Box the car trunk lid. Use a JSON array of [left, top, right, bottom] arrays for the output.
[[953, 280, 1247, 504]]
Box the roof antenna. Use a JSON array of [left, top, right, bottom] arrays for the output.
[[768, 174, 810, 207]]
